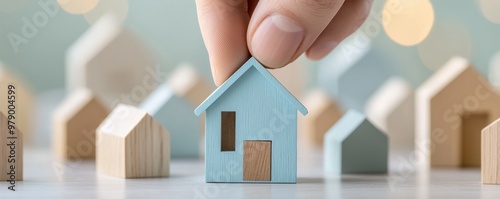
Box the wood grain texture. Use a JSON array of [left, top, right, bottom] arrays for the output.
[[221, 112, 236, 151], [196, 57, 307, 183], [300, 89, 342, 146], [96, 104, 170, 178], [2, 148, 500, 198], [365, 77, 415, 163], [317, 38, 396, 111], [243, 141, 271, 181], [416, 57, 500, 168], [482, 118, 500, 184], [52, 89, 109, 160], [139, 83, 201, 158], [0, 64, 34, 146], [66, 15, 156, 108], [324, 110, 388, 174], [0, 111, 23, 181]]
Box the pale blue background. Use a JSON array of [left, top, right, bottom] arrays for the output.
[[0, 0, 499, 94]]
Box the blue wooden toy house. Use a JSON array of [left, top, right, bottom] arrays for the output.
[[195, 57, 308, 183]]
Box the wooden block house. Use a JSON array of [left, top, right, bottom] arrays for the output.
[[96, 104, 170, 178], [66, 14, 157, 108], [416, 57, 500, 168], [195, 57, 308, 183], [324, 110, 388, 174]]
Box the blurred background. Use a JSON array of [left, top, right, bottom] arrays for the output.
[[1, 0, 500, 146]]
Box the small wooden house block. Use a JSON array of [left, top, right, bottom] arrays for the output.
[[416, 57, 500, 168], [0, 111, 23, 181], [317, 39, 396, 111], [365, 77, 415, 159], [324, 110, 388, 174], [52, 89, 109, 160], [482, 118, 500, 184], [96, 104, 170, 178], [139, 82, 201, 158], [66, 14, 157, 108], [195, 57, 308, 183], [167, 64, 213, 107], [0, 63, 34, 145], [299, 89, 343, 146]]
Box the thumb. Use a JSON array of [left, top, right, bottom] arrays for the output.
[[247, 0, 345, 68]]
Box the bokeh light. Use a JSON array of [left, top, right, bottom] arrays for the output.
[[0, 0, 30, 13], [84, 0, 129, 25], [57, 0, 100, 15], [417, 21, 473, 71], [479, 0, 500, 24], [382, 0, 435, 46]]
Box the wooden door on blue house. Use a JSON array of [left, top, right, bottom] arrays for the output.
[[243, 141, 271, 181]]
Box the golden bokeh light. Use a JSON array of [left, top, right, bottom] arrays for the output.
[[83, 0, 129, 25], [417, 21, 473, 71], [57, 0, 100, 15], [479, 0, 500, 24], [382, 0, 435, 46], [0, 0, 30, 13]]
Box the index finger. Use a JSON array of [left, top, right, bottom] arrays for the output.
[[195, 0, 251, 86]]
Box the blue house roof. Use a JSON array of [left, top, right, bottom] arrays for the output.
[[195, 57, 308, 116]]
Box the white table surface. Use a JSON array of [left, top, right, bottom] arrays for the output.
[[1, 143, 499, 199]]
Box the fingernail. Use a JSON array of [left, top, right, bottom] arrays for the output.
[[307, 41, 338, 60], [251, 15, 305, 68]]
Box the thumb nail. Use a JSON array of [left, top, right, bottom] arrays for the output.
[[251, 15, 305, 68]]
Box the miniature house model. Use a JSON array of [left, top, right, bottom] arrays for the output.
[[66, 14, 156, 108], [365, 77, 414, 159], [481, 118, 500, 184], [140, 82, 201, 158], [300, 89, 343, 146], [195, 57, 308, 183], [324, 110, 388, 174], [52, 89, 109, 160], [416, 57, 500, 168], [97, 104, 170, 178]]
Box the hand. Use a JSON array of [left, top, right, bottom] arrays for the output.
[[196, 0, 373, 85]]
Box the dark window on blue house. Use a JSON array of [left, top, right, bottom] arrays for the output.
[[221, 111, 236, 151]]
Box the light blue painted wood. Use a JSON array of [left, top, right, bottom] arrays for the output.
[[324, 110, 388, 174], [195, 57, 307, 183], [140, 83, 200, 158], [195, 57, 307, 116], [317, 40, 397, 112]]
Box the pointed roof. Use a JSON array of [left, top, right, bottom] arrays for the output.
[[327, 110, 385, 142], [53, 89, 107, 122], [139, 83, 174, 115], [98, 104, 148, 138], [195, 57, 308, 116], [482, 118, 500, 133], [417, 56, 475, 100]]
